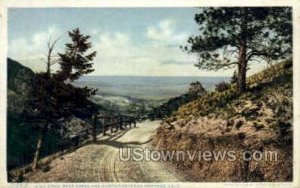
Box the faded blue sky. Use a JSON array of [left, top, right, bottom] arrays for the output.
[[8, 8, 267, 76]]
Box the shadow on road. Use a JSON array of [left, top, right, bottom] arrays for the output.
[[94, 139, 153, 148], [83, 126, 147, 148], [102, 129, 130, 141]]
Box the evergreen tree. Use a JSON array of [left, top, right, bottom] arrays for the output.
[[24, 28, 98, 171], [58, 28, 97, 81], [183, 7, 292, 92], [188, 81, 206, 96]]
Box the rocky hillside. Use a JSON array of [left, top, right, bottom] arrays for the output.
[[153, 60, 293, 181], [8, 58, 35, 93], [7, 58, 35, 113]]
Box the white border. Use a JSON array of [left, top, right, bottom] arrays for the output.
[[1, 0, 299, 187]]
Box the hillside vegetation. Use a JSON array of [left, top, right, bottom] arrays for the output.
[[7, 58, 35, 113], [148, 81, 207, 120], [7, 58, 98, 171], [7, 59, 63, 170], [153, 60, 293, 181]]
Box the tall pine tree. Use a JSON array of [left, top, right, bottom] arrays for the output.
[[183, 7, 292, 92], [24, 28, 98, 171]]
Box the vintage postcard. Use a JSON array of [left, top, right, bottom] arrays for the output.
[[0, 0, 300, 187]]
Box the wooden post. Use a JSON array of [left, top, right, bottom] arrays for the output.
[[115, 117, 118, 132], [92, 114, 97, 143], [111, 117, 114, 133], [123, 116, 125, 130], [102, 118, 106, 136], [119, 116, 122, 130]]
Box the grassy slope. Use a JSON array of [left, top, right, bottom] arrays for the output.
[[171, 59, 292, 120], [153, 59, 293, 181]]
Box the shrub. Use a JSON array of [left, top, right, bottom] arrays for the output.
[[188, 81, 206, 96], [215, 81, 230, 92], [231, 70, 238, 84]]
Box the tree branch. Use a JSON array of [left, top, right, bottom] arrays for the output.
[[246, 50, 270, 62]]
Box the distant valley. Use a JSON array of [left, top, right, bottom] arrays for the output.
[[74, 76, 229, 117]]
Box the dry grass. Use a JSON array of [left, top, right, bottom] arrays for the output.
[[153, 60, 293, 181]]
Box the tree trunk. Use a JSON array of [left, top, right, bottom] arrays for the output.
[[46, 62, 51, 76], [93, 114, 97, 142], [237, 8, 248, 93], [46, 48, 51, 76], [32, 122, 48, 172], [238, 54, 247, 93]]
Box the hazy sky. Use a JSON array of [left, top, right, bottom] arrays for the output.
[[8, 8, 267, 77]]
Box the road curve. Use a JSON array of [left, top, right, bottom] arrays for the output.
[[25, 120, 186, 182]]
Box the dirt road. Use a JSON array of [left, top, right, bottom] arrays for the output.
[[25, 120, 186, 182]]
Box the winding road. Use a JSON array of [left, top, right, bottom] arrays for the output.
[[25, 120, 186, 182]]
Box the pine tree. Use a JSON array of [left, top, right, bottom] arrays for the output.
[[188, 81, 206, 96], [24, 28, 98, 171], [58, 28, 97, 81], [183, 7, 292, 92]]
